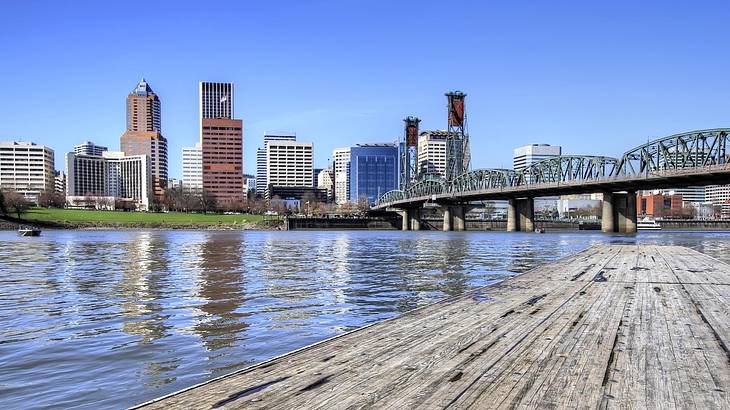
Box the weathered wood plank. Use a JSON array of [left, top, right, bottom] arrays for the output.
[[134, 245, 730, 410]]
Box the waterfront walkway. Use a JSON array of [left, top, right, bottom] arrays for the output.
[[136, 245, 730, 409]]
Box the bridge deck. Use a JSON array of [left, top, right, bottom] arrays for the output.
[[135, 245, 730, 409]]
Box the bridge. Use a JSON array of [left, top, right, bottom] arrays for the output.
[[374, 128, 730, 233]]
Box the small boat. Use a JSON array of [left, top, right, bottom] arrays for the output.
[[637, 217, 661, 231], [535, 227, 545, 233], [18, 226, 42, 237]]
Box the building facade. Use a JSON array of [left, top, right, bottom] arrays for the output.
[[201, 118, 244, 206], [0, 141, 55, 202], [199, 82, 234, 123], [199, 82, 244, 207], [54, 171, 66, 194], [74, 141, 108, 156], [182, 143, 202, 192], [120, 79, 168, 198], [266, 141, 314, 192], [513, 143, 562, 172], [65, 151, 151, 209], [706, 185, 730, 205], [417, 131, 449, 177], [256, 133, 296, 193], [333, 147, 351, 204], [348, 144, 399, 204], [638, 192, 684, 218], [317, 167, 334, 202]]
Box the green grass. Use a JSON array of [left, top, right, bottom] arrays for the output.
[[21, 208, 266, 226]]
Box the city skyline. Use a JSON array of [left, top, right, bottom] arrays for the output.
[[1, 1, 729, 178]]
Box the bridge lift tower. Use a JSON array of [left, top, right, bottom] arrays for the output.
[[445, 91, 470, 181], [400, 116, 421, 190]]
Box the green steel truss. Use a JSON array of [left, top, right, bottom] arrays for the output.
[[376, 128, 730, 207]]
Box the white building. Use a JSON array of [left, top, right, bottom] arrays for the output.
[[0, 141, 55, 202], [266, 140, 314, 189], [54, 171, 66, 194], [181, 143, 202, 192], [513, 143, 562, 172], [243, 174, 256, 193], [199, 82, 233, 122], [317, 167, 334, 201], [706, 185, 730, 205], [417, 131, 449, 177], [256, 133, 296, 193], [333, 147, 351, 204], [74, 141, 108, 156], [66, 151, 151, 210]]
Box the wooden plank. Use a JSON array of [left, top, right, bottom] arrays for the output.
[[134, 245, 730, 410]]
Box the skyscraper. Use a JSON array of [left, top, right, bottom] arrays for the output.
[[200, 82, 244, 207], [513, 144, 562, 172], [349, 144, 399, 204], [333, 147, 351, 204], [120, 79, 168, 198], [182, 143, 202, 192], [417, 131, 449, 177], [256, 132, 296, 193], [74, 141, 108, 156]]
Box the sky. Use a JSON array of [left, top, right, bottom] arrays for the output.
[[1, 1, 729, 178]]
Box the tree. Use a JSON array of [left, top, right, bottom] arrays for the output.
[[4, 191, 30, 219], [200, 189, 217, 213], [356, 195, 370, 214], [38, 190, 65, 208], [0, 190, 6, 216]]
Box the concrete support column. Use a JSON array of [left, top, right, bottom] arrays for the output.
[[442, 207, 452, 231], [601, 191, 615, 233], [453, 206, 466, 231], [626, 192, 637, 234], [520, 198, 535, 232], [507, 199, 518, 232], [401, 209, 410, 231], [615, 192, 637, 234], [410, 208, 421, 231]]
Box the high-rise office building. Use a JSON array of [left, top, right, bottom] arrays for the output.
[[199, 82, 244, 207], [65, 151, 152, 209], [182, 143, 202, 192], [417, 131, 449, 177], [256, 132, 296, 193], [513, 143, 562, 172], [199, 82, 233, 122], [0, 141, 55, 202], [74, 141, 108, 156], [317, 167, 334, 202], [333, 147, 351, 204], [266, 140, 314, 189], [706, 185, 730, 205], [348, 144, 399, 204], [54, 171, 66, 194], [120, 79, 168, 198]]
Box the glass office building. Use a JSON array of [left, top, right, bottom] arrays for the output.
[[349, 144, 398, 204]]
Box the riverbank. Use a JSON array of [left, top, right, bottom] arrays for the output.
[[0, 208, 283, 230]]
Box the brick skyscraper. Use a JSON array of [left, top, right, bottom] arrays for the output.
[[199, 81, 244, 207], [120, 79, 168, 198]]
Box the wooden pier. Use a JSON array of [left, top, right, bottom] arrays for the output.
[[135, 245, 730, 409]]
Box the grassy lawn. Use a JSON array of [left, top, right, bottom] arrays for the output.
[[21, 208, 266, 225]]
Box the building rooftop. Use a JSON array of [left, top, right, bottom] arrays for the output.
[[131, 78, 154, 96]]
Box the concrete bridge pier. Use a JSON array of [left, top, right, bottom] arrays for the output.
[[453, 206, 466, 231], [400, 209, 410, 231], [409, 208, 421, 231], [442, 207, 452, 231], [507, 198, 534, 232], [601, 191, 637, 233]]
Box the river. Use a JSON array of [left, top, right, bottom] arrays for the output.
[[1, 230, 729, 409]]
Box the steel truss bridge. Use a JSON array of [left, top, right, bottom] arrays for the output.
[[374, 129, 730, 210]]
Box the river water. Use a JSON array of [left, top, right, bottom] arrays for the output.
[[1, 230, 729, 409]]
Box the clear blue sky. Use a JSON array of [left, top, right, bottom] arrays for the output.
[[1, 1, 728, 177]]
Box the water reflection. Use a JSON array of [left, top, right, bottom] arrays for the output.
[[0, 230, 729, 409]]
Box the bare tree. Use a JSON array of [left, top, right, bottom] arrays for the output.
[[0, 190, 7, 216], [4, 191, 30, 219], [200, 189, 217, 213]]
